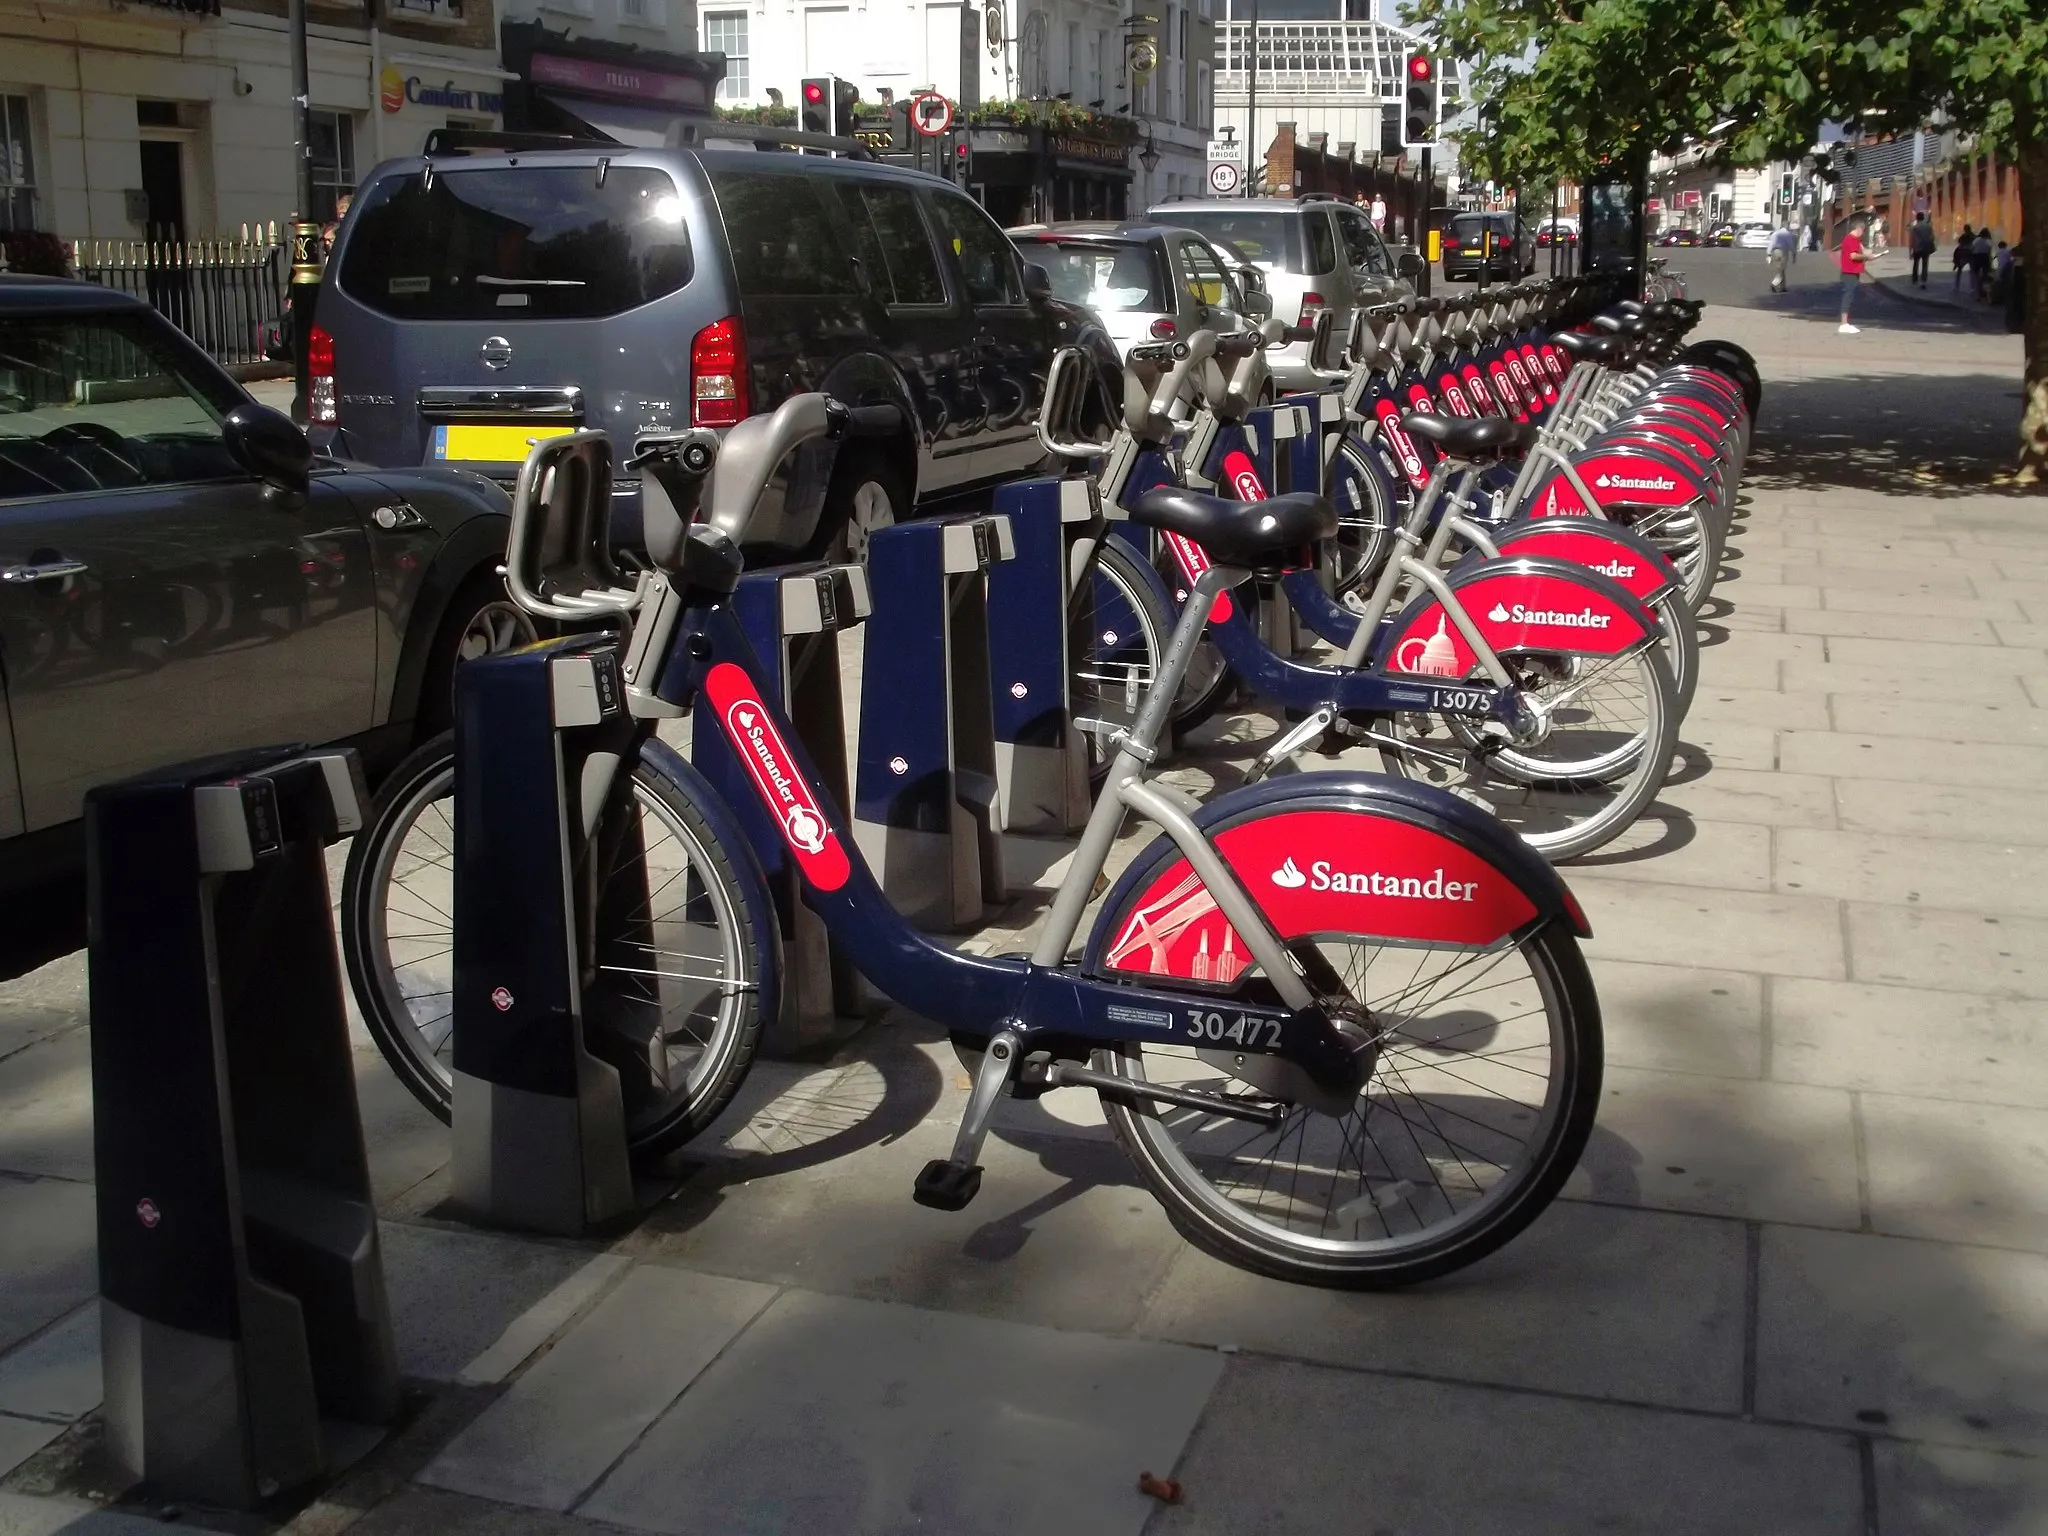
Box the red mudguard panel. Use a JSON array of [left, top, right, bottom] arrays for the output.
[[1384, 565, 1656, 674], [1526, 452, 1708, 516], [1491, 522, 1682, 603], [1103, 809, 1541, 979], [1162, 445, 1273, 624], [705, 661, 850, 891]]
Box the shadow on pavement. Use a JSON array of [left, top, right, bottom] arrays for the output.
[[1745, 372, 2036, 497]]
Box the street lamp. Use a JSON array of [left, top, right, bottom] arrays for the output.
[[1140, 135, 1161, 174]]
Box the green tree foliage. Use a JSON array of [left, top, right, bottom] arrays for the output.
[[1408, 0, 2048, 476]]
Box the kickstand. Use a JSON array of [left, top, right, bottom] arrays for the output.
[[913, 1028, 1021, 1211]]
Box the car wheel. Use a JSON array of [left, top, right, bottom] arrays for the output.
[[815, 444, 910, 565], [417, 569, 540, 736]]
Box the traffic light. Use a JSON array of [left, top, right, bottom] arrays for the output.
[[800, 77, 830, 134], [1380, 102, 1401, 157], [1402, 51, 1439, 150], [799, 76, 859, 135]]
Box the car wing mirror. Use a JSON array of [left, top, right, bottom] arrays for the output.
[[1398, 251, 1425, 281], [1240, 285, 1273, 320], [223, 402, 311, 496], [1021, 261, 1055, 302]]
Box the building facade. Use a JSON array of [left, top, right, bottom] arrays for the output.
[[703, 0, 1215, 215], [1211, 11, 1460, 223], [0, 0, 510, 244]]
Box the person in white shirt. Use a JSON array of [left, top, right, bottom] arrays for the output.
[[1767, 224, 1797, 291]]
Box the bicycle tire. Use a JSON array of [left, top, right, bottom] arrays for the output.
[[1101, 915, 1601, 1289], [339, 732, 773, 1156], [1378, 642, 1679, 863], [1072, 538, 1175, 784], [1326, 436, 1398, 594]]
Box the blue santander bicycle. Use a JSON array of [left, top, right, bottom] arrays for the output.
[[341, 394, 1604, 1289]]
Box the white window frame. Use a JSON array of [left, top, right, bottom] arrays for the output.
[[703, 10, 749, 100], [0, 92, 38, 233]]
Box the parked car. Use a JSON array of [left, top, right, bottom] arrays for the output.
[[0, 276, 523, 910], [1535, 219, 1579, 247], [1144, 196, 1419, 392], [1007, 221, 1258, 361], [1736, 223, 1776, 250], [316, 140, 1121, 564], [1655, 228, 1704, 246], [1708, 225, 1738, 246], [1441, 212, 1536, 282]]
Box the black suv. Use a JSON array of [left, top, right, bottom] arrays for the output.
[[0, 276, 523, 930], [314, 139, 1120, 560]]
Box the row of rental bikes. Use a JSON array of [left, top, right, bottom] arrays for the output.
[[338, 267, 1761, 1291]]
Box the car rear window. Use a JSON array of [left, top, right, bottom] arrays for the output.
[[1163, 211, 1307, 274], [1020, 239, 1168, 311], [338, 165, 695, 320], [1450, 214, 1517, 239], [707, 169, 861, 297]]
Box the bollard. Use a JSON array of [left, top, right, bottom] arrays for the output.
[[86, 746, 399, 1509], [696, 562, 871, 1055], [448, 635, 637, 1237], [854, 514, 1015, 929], [987, 477, 1097, 836]]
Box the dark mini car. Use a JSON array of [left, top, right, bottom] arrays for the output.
[[1441, 212, 1536, 282], [0, 277, 522, 910], [315, 138, 1120, 563], [1656, 228, 1704, 247]]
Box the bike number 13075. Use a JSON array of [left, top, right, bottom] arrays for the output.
[[1187, 1010, 1283, 1048]]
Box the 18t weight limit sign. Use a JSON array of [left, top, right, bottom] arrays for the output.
[[1208, 161, 1242, 194]]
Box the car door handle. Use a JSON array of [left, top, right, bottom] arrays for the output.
[[0, 559, 88, 584]]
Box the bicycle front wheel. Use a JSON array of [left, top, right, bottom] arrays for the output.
[[340, 734, 771, 1155], [1379, 643, 1678, 862], [1102, 917, 1601, 1289]]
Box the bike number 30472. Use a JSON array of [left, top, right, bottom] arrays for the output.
[[1187, 1009, 1284, 1048]]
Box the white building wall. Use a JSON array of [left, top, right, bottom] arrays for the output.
[[704, 0, 1213, 210]]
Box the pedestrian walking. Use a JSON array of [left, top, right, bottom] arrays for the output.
[[2007, 242, 2026, 334], [1767, 224, 1797, 292], [1993, 240, 2013, 302], [1870, 214, 1888, 255], [1908, 212, 1936, 286], [1953, 224, 1975, 290], [1837, 215, 1868, 334], [1972, 229, 1994, 299]]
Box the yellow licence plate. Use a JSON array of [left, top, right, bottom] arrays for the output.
[[432, 423, 574, 462]]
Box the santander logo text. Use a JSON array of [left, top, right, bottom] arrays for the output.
[[1595, 472, 1677, 493], [705, 662, 849, 890], [1486, 600, 1614, 630], [1273, 855, 1479, 902]]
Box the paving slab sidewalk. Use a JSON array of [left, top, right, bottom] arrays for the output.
[[1, 303, 2043, 1534]]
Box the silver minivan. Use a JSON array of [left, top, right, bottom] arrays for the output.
[[1148, 196, 1419, 391], [313, 139, 1120, 559]]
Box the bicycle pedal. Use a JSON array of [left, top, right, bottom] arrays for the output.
[[913, 1158, 983, 1211]]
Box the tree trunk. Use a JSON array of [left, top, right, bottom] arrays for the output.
[[2020, 134, 2048, 483]]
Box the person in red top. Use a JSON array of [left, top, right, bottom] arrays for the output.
[[1838, 215, 1868, 334]]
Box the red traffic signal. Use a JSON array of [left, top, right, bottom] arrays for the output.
[[1408, 53, 1433, 80], [803, 81, 826, 104]]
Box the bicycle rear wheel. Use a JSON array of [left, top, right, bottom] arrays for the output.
[[1101, 917, 1601, 1289], [339, 734, 771, 1155]]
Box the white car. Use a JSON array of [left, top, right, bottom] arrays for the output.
[[1008, 221, 1258, 363], [1736, 224, 1776, 250]]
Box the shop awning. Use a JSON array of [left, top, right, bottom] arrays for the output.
[[539, 92, 681, 148]]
